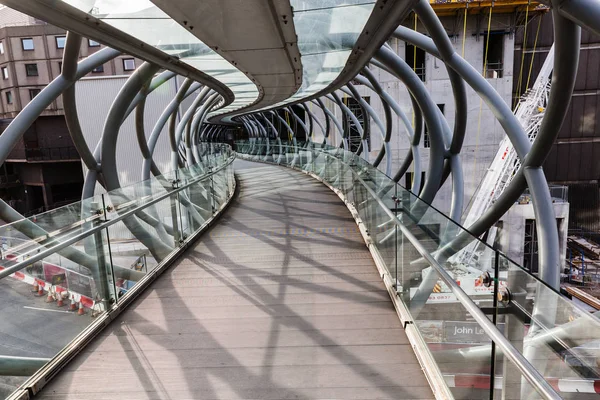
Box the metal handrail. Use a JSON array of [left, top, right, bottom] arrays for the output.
[[329, 150, 561, 399], [238, 143, 562, 400], [0, 153, 235, 281]]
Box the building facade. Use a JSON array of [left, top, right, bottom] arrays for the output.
[[0, 6, 143, 215], [514, 13, 600, 236], [305, 7, 569, 270]]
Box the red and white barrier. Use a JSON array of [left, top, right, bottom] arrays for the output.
[[0, 258, 95, 309], [444, 374, 600, 394]]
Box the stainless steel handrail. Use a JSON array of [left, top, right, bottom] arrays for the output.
[[0, 153, 235, 280], [237, 143, 562, 400]]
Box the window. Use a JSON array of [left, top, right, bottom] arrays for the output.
[[88, 39, 100, 47], [0, 41, 4, 54], [29, 89, 41, 100], [423, 127, 430, 148], [523, 219, 538, 274], [55, 36, 66, 49], [25, 63, 38, 76], [406, 43, 426, 81], [58, 61, 62, 73], [92, 64, 104, 73], [21, 38, 34, 51], [5, 91, 13, 104], [1, 67, 8, 80], [122, 58, 135, 71], [483, 31, 504, 78], [342, 96, 371, 153], [423, 104, 445, 149]]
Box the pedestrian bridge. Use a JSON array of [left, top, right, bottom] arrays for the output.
[[0, 0, 599, 398], [1, 143, 599, 400], [36, 161, 432, 399]]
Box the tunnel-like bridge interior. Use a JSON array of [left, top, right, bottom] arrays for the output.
[[0, 1, 600, 399]]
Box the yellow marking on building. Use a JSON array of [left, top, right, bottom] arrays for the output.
[[429, 0, 547, 16]]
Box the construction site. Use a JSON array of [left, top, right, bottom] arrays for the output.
[[0, 0, 599, 399]]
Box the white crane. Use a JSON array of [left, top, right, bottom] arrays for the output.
[[454, 45, 555, 270]]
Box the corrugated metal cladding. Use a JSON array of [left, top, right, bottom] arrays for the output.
[[514, 13, 600, 232], [75, 75, 195, 240], [75, 75, 193, 187]]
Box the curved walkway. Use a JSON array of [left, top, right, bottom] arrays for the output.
[[37, 161, 432, 399]]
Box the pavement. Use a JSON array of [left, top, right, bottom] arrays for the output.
[[0, 277, 91, 398]]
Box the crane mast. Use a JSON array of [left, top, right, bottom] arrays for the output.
[[454, 45, 555, 270]]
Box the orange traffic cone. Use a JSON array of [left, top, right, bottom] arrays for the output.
[[77, 302, 85, 316], [56, 292, 66, 307], [31, 281, 39, 293], [68, 295, 77, 311], [45, 288, 55, 303], [35, 282, 45, 297]]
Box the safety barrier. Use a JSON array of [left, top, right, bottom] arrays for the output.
[[0, 143, 236, 399], [236, 139, 600, 400]]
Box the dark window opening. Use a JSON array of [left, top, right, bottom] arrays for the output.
[[342, 96, 371, 153], [523, 218, 562, 274], [25, 63, 38, 76], [29, 89, 41, 100], [274, 106, 307, 142], [423, 104, 445, 149], [523, 219, 539, 274], [483, 31, 504, 78], [58, 61, 62, 73], [5, 91, 13, 104], [406, 44, 426, 81]]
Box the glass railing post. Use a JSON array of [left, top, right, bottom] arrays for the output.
[[500, 287, 527, 398], [170, 172, 182, 247], [393, 185, 399, 292], [91, 199, 113, 310], [490, 250, 500, 399], [100, 194, 118, 303], [178, 169, 189, 242], [210, 167, 216, 216]]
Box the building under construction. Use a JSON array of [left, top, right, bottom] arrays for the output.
[[0, 1, 598, 399]]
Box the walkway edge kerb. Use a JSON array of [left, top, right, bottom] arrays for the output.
[[6, 177, 238, 400], [311, 171, 452, 400], [236, 155, 450, 400]]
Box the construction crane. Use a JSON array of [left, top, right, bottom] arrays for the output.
[[453, 45, 555, 271]]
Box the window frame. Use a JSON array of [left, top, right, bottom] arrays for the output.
[[5, 91, 13, 104], [122, 58, 136, 71], [21, 38, 34, 51], [1, 66, 8, 80], [55, 36, 66, 49], [88, 39, 100, 47], [423, 104, 445, 149], [482, 31, 505, 79], [29, 88, 41, 100], [92, 64, 104, 73], [25, 63, 38, 77], [405, 43, 426, 82], [0, 41, 4, 55]]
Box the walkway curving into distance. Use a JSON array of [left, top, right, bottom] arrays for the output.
[[36, 161, 432, 400]]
